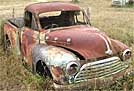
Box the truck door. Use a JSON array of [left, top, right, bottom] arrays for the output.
[[21, 11, 39, 63]]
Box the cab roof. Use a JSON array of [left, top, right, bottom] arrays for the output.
[[25, 2, 81, 14]]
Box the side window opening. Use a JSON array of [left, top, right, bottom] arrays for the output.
[[24, 11, 32, 28], [24, 11, 38, 30]]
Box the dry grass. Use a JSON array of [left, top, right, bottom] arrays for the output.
[[0, 48, 40, 91], [0, 0, 134, 90], [0, 46, 53, 91], [77, 0, 134, 46]]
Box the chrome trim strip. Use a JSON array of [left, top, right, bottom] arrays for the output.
[[98, 34, 113, 55]]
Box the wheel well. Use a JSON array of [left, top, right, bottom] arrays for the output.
[[5, 34, 8, 39], [5, 34, 11, 43], [36, 60, 44, 75], [36, 60, 52, 78], [3, 34, 11, 49]]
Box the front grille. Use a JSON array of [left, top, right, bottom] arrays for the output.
[[74, 57, 128, 83]]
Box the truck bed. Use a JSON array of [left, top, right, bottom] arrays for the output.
[[8, 17, 24, 28]]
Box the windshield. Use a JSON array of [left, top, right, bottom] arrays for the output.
[[39, 10, 87, 29]]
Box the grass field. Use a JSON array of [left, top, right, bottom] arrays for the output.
[[0, 0, 134, 90]]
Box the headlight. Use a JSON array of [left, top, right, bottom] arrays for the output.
[[66, 61, 80, 76], [122, 49, 131, 60]]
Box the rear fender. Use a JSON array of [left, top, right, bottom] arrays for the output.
[[3, 22, 20, 54]]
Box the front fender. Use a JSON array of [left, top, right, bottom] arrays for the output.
[[111, 39, 129, 52], [32, 44, 78, 83]]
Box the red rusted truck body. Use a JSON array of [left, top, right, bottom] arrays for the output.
[[3, 2, 131, 89]]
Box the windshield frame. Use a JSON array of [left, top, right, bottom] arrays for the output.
[[38, 10, 89, 30]]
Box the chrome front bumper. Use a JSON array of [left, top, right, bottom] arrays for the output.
[[54, 56, 130, 89]]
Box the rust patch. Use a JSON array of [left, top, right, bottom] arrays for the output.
[[51, 65, 63, 77], [26, 2, 80, 14]]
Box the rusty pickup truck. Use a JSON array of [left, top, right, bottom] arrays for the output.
[[3, 2, 131, 89]]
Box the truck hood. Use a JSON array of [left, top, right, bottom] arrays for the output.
[[45, 25, 128, 60]]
